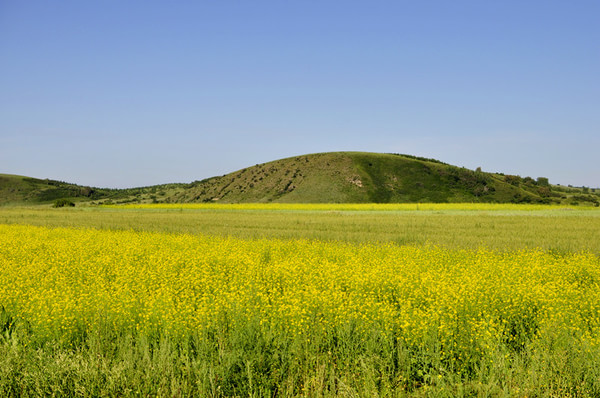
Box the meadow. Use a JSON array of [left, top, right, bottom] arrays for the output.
[[1, 204, 600, 396], [1, 204, 599, 252]]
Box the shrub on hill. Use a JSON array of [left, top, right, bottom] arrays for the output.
[[504, 175, 522, 186], [53, 199, 75, 208], [537, 177, 549, 186]]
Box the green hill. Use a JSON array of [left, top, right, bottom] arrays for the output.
[[167, 152, 598, 205], [0, 174, 185, 206], [2, 152, 598, 206], [0, 174, 98, 205]]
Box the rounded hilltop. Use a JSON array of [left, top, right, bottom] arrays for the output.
[[170, 151, 569, 204], [3, 152, 598, 206]]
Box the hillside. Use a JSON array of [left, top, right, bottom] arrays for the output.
[[1, 152, 599, 206], [167, 152, 599, 205], [0, 174, 185, 206]]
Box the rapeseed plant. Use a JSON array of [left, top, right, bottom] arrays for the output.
[[1, 223, 599, 395]]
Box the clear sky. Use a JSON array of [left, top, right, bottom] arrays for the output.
[[1, 1, 598, 188]]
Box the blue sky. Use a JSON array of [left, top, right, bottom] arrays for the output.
[[1, 1, 598, 188]]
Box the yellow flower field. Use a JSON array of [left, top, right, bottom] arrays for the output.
[[2, 222, 599, 380]]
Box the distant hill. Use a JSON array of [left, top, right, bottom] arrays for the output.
[[1, 152, 599, 206], [0, 174, 185, 206], [169, 152, 598, 205], [0, 174, 99, 205]]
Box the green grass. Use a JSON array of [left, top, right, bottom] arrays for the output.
[[3, 317, 599, 397], [1, 205, 599, 253]]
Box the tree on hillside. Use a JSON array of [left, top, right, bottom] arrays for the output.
[[504, 175, 521, 186]]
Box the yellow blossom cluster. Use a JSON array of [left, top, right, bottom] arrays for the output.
[[1, 224, 598, 368]]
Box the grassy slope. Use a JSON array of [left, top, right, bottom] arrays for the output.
[[170, 152, 591, 204], [170, 152, 365, 203], [3, 152, 599, 205], [0, 174, 187, 206], [0, 174, 95, 205]]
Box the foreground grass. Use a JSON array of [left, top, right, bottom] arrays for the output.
[[1, 224, 600, 396]]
